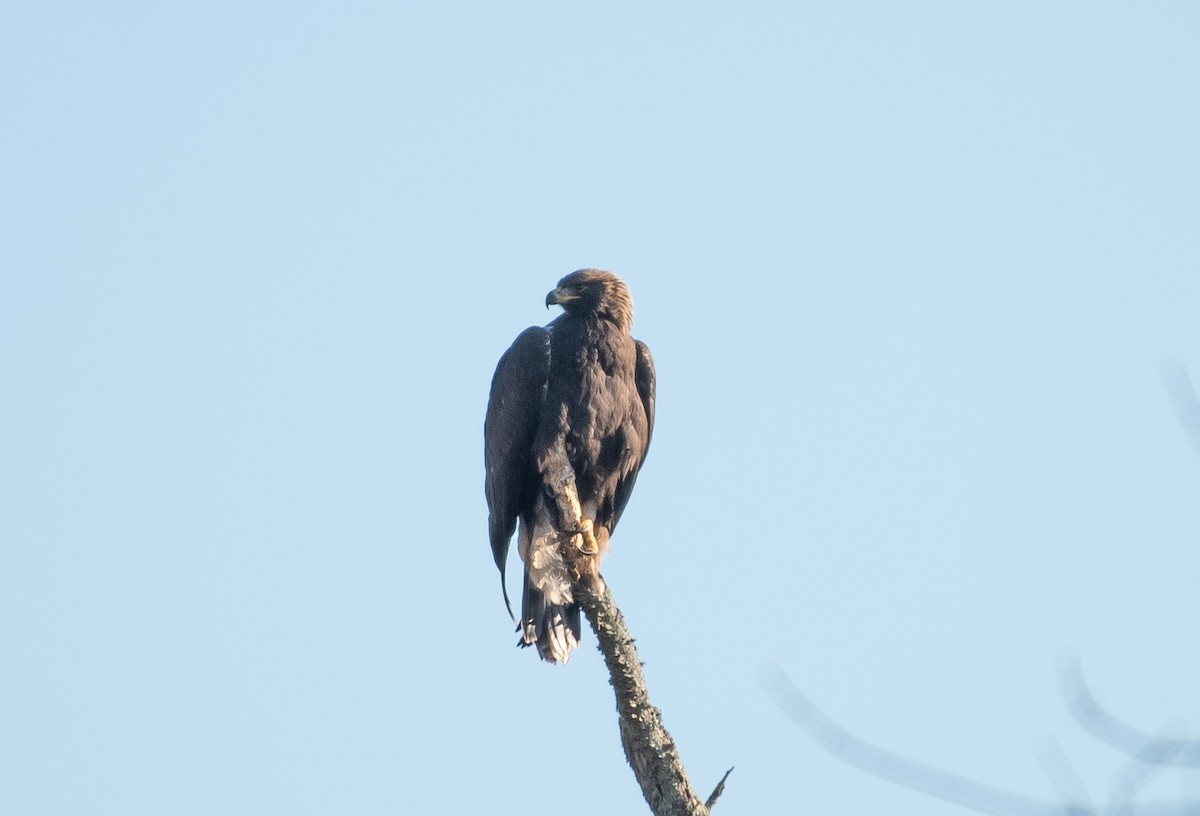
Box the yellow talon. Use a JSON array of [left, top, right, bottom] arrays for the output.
[[576, 517, 600, 555]]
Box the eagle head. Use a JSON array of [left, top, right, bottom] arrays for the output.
[[545, 269, 634, 333]]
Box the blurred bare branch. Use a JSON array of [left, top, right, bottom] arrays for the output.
[[1057, 655, 1200, 767], [1160, 357, 1200, 462], [761, 663, 1200, 816], [1032, 736, 1093, 815]]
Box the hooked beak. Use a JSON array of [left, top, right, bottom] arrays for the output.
[[545, 287, 577, 309]]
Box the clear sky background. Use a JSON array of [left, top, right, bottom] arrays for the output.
[[3, 3, 1198, 815]]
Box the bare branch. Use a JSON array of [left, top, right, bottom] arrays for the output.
[[1057, 655, 1200, 767], [1108, 742, 1173, 816], [568, 553, 710, 816], [1032, 736, 1093, 815], [550, 475, 716, 816], [704, 767, 734, 810], [761, 664, 1200, 816], [1160, 357, 1200, 463]]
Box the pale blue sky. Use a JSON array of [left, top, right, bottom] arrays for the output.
[[3, 3, 1198, 815]]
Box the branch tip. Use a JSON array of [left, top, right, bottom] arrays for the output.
[[704, 767, 735, 810]]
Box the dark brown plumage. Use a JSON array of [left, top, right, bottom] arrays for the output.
[[484, 269, 655, 663]]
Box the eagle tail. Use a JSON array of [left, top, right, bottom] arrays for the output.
[[519, 572, 580, 664]]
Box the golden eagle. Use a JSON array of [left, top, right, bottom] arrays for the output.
[[485, 270, 655, 664]]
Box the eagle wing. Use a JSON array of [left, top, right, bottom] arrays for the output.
[[610, 339, 656, 531], [484, 326, 551, 618]]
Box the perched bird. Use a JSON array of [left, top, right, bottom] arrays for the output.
[[484, 269, 655, 663]]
